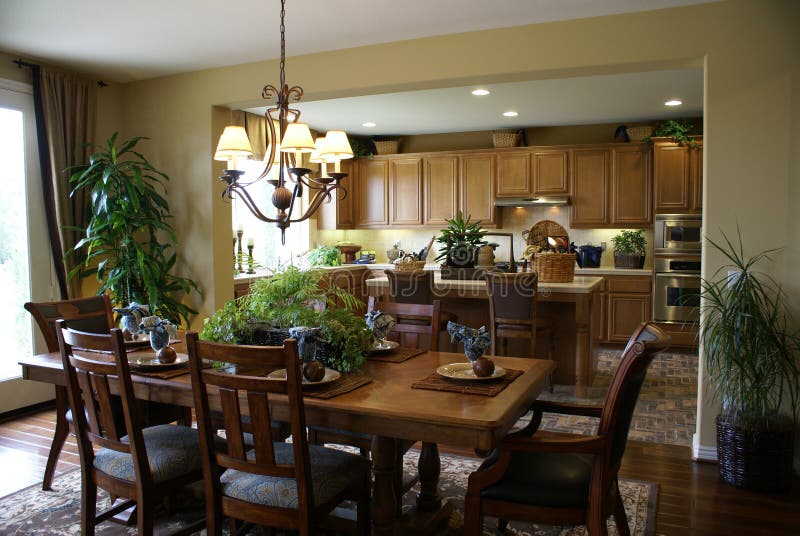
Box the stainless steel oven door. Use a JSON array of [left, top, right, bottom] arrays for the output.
[[655, 214, 702, 253], [653, 272, 700, 323]]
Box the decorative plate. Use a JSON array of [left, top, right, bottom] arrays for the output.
[[267, 367, 341, 387], [436, 362, 506, 381], [128, 354, 189, 370], [370, 339, 400, 353]]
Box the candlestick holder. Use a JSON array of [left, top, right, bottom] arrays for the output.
[[247, 245, 256, 274], [233, 237, 237, 269], [236, 230, 244, 273]]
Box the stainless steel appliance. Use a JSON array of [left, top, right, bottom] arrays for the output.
[[654, 214, 702, 253], [653, 255, 701, 323]]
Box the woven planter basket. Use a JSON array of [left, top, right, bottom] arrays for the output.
[[614, 252, 645, 269], [492, 130, 521, 148], [626, 126, 654, 142], [374, 140, 400, 155], [532, 252, 576, 282], [238, 322, 291, 346], [716, 415, 794, 492]]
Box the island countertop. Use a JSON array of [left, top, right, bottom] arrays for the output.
[[365, 274, 604, 296]]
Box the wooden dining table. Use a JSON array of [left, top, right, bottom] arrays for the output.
[[19, 342, 554, 535]]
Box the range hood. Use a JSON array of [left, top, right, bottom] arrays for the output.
[[494, 196, 570, 207]]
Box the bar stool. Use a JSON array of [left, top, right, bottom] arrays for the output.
[[483, 271, 555, 391], [385, 269, 458, 351]]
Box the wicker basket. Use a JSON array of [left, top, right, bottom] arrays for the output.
[[614, 252, 645, 269], [532, 252, 576, 282], [394, 257, 426, 272], [374, 140, 400, 155], [492, 130, 521, 148], [626, 126, 654, 142]]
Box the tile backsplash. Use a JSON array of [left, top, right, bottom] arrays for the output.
[[313, 206, 653, 268]]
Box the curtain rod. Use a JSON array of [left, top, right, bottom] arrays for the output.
[[13, 58, 108, 87]]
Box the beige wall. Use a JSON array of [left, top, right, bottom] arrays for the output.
[[30, 0, 800, 455]]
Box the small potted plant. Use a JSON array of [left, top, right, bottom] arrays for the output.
[[611, 229, 646, 269], [435, 211, 488, 279], [643, 119, 700, 148], [700, 229, 799, 492]]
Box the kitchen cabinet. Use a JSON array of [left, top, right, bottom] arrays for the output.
[[355, 159, 389, 227], [596, 275, 652, 343], [459, 153, 497, 226], [496, 148, 570, 197], [423, 155, 459, 226], [496, 151, 531, 197], [316, 159, 354, 229], [389, 157, 423, 225], [570, 148, 610, 227], [653, 136, 703, 214], [532, 149, 570, 195], [571, 144, 652, 228]]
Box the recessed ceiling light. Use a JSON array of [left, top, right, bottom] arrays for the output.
[[664, 99, 683, 107], [502, 111, 519, 117], [362, 121, 376, 128], [471, 89, 490, 96]]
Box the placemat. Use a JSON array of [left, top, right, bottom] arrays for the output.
[[132, 364, 196, 380], [368, 347, 426, 363], [411, 368, 523, 396], [305, 374, 373, 399]]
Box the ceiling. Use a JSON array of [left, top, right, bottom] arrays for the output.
[[244, 68, 704, 136], [0, 0, 716, 83]]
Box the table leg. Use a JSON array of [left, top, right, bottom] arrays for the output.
[[371, 435, 398, 536], [415, 442, 441, 512]]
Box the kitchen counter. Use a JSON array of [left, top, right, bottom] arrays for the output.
[[365, 274, 603, 296], [575, 267, 652, 276]]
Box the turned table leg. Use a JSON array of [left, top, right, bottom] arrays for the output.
[[415, 442, 442, 512], [371, 436, 398, 536]]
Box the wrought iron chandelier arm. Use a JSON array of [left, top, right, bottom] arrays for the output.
[[286, 185, 343, 224]]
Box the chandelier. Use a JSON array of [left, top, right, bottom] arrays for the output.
[[215, 0, 352, 244]]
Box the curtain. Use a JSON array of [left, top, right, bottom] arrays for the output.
[[32, 66, 97, 298]]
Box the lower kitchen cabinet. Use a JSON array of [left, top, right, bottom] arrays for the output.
[[596, 274, 653, 343]]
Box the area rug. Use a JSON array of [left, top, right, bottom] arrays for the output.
[[0, 451, 657, 535]]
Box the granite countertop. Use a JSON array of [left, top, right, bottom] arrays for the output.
[[366, 274, 603, 294]]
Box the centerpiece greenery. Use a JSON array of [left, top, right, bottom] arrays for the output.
[[68, 133, 199, 326], [435, 211, 487, 268], [201, 266, 371, 373], [610, 229, 647, 269], [305, 245, 341, 267], [699, 229, 799, 492]]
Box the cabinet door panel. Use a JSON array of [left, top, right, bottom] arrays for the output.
[[460, 153, 496, 226], [356, 159, 389, 226], [533, 150, 570, 195], [654, 143, 690, 213], [496, 151, 531, 197], [390, 158, 423, 225], [607, 294, 651, 342], [424, 155, 458, 226], [611, 146, 651, 225], [570, 149, 609, 227]]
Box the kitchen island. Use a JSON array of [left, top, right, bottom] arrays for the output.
[[366, 274, 603, 397]]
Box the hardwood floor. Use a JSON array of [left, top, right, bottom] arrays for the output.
[[1, 406, 798, 534]]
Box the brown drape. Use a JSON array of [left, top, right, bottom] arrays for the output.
[[37, 67, 97, 298]]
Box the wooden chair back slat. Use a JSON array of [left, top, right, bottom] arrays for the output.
[[367, 296, 441, 351], [25, 295, 114, 352], [385, 269, 435, 304], [484, 271, 539, 356], [186, 333, 316, 512]]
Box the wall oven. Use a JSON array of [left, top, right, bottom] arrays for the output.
[[655, 214, 702, 253], [653, 255, 701, 323]]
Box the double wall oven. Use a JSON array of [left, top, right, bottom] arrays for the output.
[[653, 214, 701, 323]]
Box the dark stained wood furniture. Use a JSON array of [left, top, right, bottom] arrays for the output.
[[463, 322, 670, 536], [186, 334, 371, 535], [56, 322, 205, 535]]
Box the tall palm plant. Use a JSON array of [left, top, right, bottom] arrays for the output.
[[68, 133, 199, 326]]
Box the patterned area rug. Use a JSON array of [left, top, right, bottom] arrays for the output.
[[537, 348, 698, 446], [0, 451, 657, 535]]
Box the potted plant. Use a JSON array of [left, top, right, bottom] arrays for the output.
[[700, 229, 799, 492], [643, 119, 700, 148], [611, 229, 647, 269], [201, 266, 371, 373], [305, 245, 341, 267], [68, 133, 199, 326], [435, 212, 488, 279]]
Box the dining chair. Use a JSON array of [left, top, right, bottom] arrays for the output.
[[484, 271, 555, 391], [186, 333, 372, 536], [24, 295, 190, 490], [385, 269, 456, 350], [463, 322, 670, 536], [367, 294, 441, 351], [56, 321, 207, 535]]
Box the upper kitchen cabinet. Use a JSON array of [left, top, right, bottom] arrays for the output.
[[570, 148, 610, 227], [355, 158, 389, 227], [459, 153, 498, 226], [423, 155, 459, 226], [315, 159, 354, 230], [611, 145, 652, 225], [532, 149, 570, 195], [389, 157, 423, 225], [653, 136, 703, 214], [496, 148, 570, 197]]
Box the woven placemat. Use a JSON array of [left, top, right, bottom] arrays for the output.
[[305, 374, 373, 400], [411, 368, 523, 397], [368, 347, 426, 363]]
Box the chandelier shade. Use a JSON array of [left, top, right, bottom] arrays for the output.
[[214, 126, 254, 167]]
